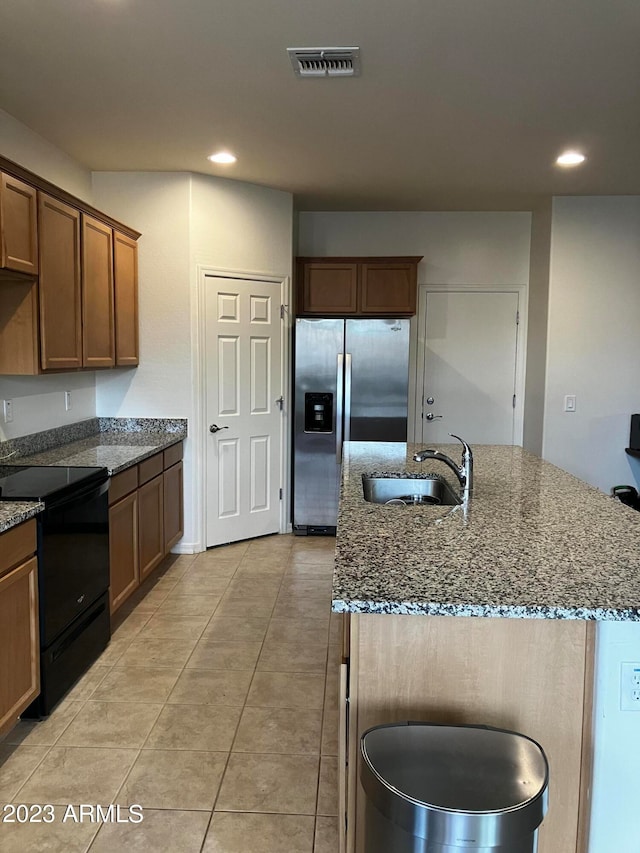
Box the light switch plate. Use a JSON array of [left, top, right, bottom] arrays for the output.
[[564, 395, 576, 412]]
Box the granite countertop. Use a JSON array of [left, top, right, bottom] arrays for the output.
[[333, 442, 640, 620], [0, 417, 187, 533], [14, 425, 187, 475], [0, 501, 45, 535]]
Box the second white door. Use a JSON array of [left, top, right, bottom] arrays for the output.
[[418, 289, 521, 444], [205, 275, 283, 546]]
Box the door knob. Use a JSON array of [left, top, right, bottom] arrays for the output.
[[209, 424, 229, 433], [425, 412, 443, 421]]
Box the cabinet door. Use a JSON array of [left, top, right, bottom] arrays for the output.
[[360, 262, 417, 315], [82, 214, 115, 368], [109, 490, 139, 614], [0, 174, 38, 275], [138, 474, 164, 581], [0, 557, 39, 732], [300, 262, 358, 314], [113, 231, 139, 366], [163, 461, 184, 554], [38, 193, 83, 370]]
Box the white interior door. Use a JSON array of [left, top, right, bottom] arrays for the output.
[[205, 276, 283, 546], [419, 290, 520, 444]]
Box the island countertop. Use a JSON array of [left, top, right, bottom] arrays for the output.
[[332, 442, 640, 620]]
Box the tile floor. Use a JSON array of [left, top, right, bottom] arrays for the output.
[[0, 533, 340, 852]]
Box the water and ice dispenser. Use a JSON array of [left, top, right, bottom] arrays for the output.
[[304, 392, 333, 433]]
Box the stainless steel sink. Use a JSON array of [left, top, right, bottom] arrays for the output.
[[362, 473, 461, 506]]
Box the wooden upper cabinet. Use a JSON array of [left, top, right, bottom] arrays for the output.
[[38, 193, 82, 370], [82, 214, 115, 368], [360, 261, 418, 315], [113, 231, 139, 366], [0, 174, 38, 276], [299, 262, 358, 315], [296, 256, 422, 317]]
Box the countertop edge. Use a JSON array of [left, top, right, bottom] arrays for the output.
[[0, 501, 45, 534]]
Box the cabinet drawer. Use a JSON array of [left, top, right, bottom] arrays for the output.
[[109, 466, 138, 505], [0, 519, 37, 578], [163, 442, 183, 470], [138, 452, 163, 486]]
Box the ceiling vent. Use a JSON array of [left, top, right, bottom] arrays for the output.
[[287, 47, 361, 78]]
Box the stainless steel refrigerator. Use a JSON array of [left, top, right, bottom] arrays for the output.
[[293, 317, 410, 534]]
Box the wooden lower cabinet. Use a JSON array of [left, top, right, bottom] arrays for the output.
[[108, 490, 139, 613], [342, 614, 594, 853], [109, 445, 184, 614], [138, 474, 164, 581], [0, 520, 39, 735]]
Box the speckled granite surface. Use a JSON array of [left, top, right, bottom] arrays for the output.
[[333, 442, 640, 621], [0, 501, 44, 535], [0, 418, 187, 532]]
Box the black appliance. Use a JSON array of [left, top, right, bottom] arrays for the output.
[[630, 414, 640, 451], [0, 465, 111, 717]]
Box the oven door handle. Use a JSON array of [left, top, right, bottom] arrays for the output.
[[46, 477, 110, 511]]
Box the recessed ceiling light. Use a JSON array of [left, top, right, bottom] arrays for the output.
[[208, 152, 237, 164], [556, 150, 586, 167]]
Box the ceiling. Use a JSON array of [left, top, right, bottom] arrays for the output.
[[1, 0, 638, 210]]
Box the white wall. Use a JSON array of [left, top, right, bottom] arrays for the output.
[[0, 110, 97, 439], [590, 621, 640, 853], [543, 197, 640, 492], [0, 107, 93, 202]]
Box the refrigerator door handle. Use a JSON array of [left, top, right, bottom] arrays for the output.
[[336, 353, 344, 463], [344, 353, 352, 446]]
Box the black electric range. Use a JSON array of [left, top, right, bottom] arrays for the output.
[[0, 465, 112, 717]]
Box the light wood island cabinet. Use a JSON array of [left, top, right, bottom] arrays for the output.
[[0, 519, 40, 736]]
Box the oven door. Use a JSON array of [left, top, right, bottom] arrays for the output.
[[38, 477, 110, 647]]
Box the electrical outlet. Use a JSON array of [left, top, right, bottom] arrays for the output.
[[2, 399, 13, 423], [64, 391, 72, 411], [564, 395, 576, 412], [620, 662, 640, 710]]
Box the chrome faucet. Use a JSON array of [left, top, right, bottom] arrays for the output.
[[413, 434, 473, 494]]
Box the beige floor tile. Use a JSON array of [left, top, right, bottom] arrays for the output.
[[233, 707, 322, 755], [0, 745, 50, 801], [145, 574, 180, 594], [15, 746, 138, 805], [272, 597, 332, 621], [257, 641, 327, 674], [172, 574, 233, 596], [187, 556, 239, 577], [138, 613, 210, 640], [226, 577, 282, 596], [90, 808, 210, 853], [90, 667, 181, 704], [145, 705, 241, 751], [64, 665, 111, 702], [321, 705, 339, 756], [95, 635, 134, 666], [246, 672, 326, 710], [201, 615, 269, 643], [186, 638, 263, 671], [317, 756, 338, 815], [111, 610, 153, 642], [57, 701, 162, 749], [0, 804, 100, 853], [216, 752, 319, 814], [157, 594, 222, 616], [3, 701, 85, 748], [314, 816, 339, 853], [232, 562, 287, 578], [245, 535, 294, 555], [116, 749, 227, 810], [286, 564, 335, 579], [167, 669, 252, 706], [121, 588, 171, 613], [279, 577, 333, 596], [117, 636, 198, 669], [265, 617, 329, 646], [203, 812, 315, 853], [214, 596, 275, 618]]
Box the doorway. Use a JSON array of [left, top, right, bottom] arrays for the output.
[[204, 274, 287, 546], [414, 287, 525, 445]]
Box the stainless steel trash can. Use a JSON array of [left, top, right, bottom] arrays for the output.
[[360, 722, 549, 852]]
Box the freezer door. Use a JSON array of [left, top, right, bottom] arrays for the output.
[[293, 318, 344, 529], [345, 319, 410, 441]]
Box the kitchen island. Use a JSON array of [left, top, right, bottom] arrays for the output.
[[334, 442, 640, 853]]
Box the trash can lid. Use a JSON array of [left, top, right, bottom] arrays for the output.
[[361, 722, 548, 814]]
